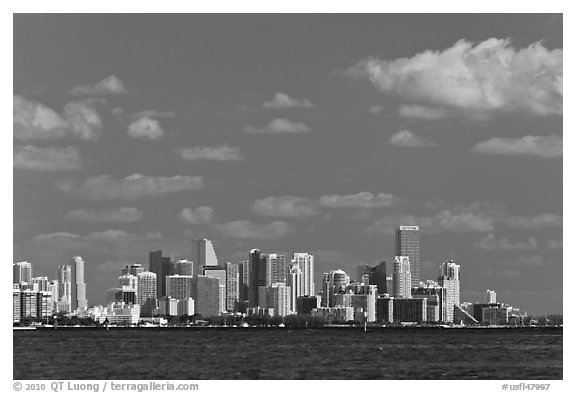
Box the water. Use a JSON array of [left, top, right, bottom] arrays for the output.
[[13, 327, 562, 380]]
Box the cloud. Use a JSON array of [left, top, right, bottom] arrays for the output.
[[504, 214, 562, 229], [65, 207, 143, 223], [474, 233, 538, 251], [131, 110, 176, 119], [398, 104, 450, 120], [502, 255, 552, 268], [178, 206, 214, 225], [32, 230, 162, 250], [86, 230, 162, 242], [263, 92, 314, 109], [388, 130, 437, 147], [244, 118, 311, 134], [434, 210, 495, 232], [178, 145, 243, 161], [214, 220, 293, 239], [127, 117, 165, 140], [14, 96, 103, 141], [472, 135, 562, 158], [57, 173, 204, 200], [14, 145, 83, 171], [546, 239, 563, 249], [347, 38, 562, 116], [69, 75, 127, 95], [319, 192, 396, 208], [252, 196, 319, 218], [369, 105, 384, 114]]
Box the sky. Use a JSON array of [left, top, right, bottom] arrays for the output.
[[12, 14, 563, 314]]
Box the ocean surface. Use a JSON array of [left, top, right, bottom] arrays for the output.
[[13, 327, 562, 380]]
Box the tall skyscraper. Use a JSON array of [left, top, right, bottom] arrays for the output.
[[166, 274, 194, 299], [238, 261, 250, 303], [57, 265, 72, 313], [249, 249, 271, 307], [191, 276, 220, 318], [13, 261, 32, 284], [149, 250, 173, 298], [321, 269, 351, 307], [175, 259, 194, 276], [485, 289, 497, 304], [195, 239, 218, 276], [225, 262, 239, 312], [137, 271, 157, 317], [287, 262, 303, 313], [70, 256, 87, 311], [393, 256, 411, 299], [203, 265, 227, 314], [438, 260, 461, 323], [395, 226, 420, 285], [292, 253, 314, 296], [269, 254, 287, 284], [356, 261, 387, 294]]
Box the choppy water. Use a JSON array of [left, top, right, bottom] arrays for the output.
[[13, 327, 562, 380]]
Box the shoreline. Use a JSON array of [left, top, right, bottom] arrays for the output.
[[13, 325, 563, 330]]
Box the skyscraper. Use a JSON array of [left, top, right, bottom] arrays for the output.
[[393, 256, 411, 299], [438, 260, 461, 323], [356, 261, 387, 294], [57, 265, 72, 313], [287, 262, 303, 313], [71, 256, 87, 311], [238, 261, 250, 303], [269, 254, 287, 284], [149, 250, 173, 298], [321, 269, 350, 307], [225, 262, 239, 312], [249, 249, 271, 307], [485, 289, 497, 304], [203, 265, 227, 314], [175, 259, 194, 276], [292, 253, 314, 296], [191, 276, 219, 318], [166, 274, 194, 299], [395, 226, 420, 285], [13, 261, 32, 284], [195, 239, 218, 276], [122, 264, 144, 276], [118, 273, 138, 304], [137, 271, 157, 317]]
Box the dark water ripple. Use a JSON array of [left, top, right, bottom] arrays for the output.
[[13, 328, 562, 380]]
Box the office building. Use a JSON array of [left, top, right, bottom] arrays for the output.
[[191, 276, 220, 317], [312, 307, 354, 323], [485, 289, 497, 304], [393, 256, 411, 299], [393, 297, 427, 323], [137, 271, 157, 317], [473, 303, 501, 323], [292, 253, 314, 296], [350, 283, 377, 322], [321, 269, 350, 307], [259, 283, 291, 317], [376, 295, 394, 324], [238, 261, 250, 303], [101, 302, 140, 325], [296, 295, 320, 315], [175, 260, 194, 276], [396, 226, 420, 285], [249, 249, 271, 307], [118, 273, 138, 303], [483, 306, 509, 326], [149, 250, 173, 298], [195, 239, 218, 275], [71, 256, 87, 311], [13, 261, 32, 285], [166, 274, 194, 299], [287, 262, 303, 312], [356, 261, 388, 294], [225, 262, 239, 312], [203, 265, 227, 313], [269, 254, 287, 284], [412, 282, 447, 322], [438, 260, 460, 323], [107, 287, 136, 305], [57, 265, 72, 310]]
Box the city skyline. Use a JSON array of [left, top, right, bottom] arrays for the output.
[[13, 14, 562, 315]]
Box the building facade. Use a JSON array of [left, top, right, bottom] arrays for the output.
[[395, 226, 420, 285]]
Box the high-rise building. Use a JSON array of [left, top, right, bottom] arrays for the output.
[[287, 262, 303, 313], [71, 256, 87, 311], [137, 271, 157, 317], [356, 261, 387, 294], [149, 250, 173, 298], [195, 239, 218, 276], [395, 226, 420, 285], [13, 261, 32, 284], [57, 265, 72, 312], [292, 253, 314, 296], [191, 276, 220, 317], [203, 266, 227, 313], [412, 282, 447, 322], [393, 256, 411, 299], [321, 269, 351, 307], [166, 275, 194, 299], [438, 260, 460, 323], [268, 254, 287, 284], [268, 283, 291, 317], [175, 260, 194, 276], [249, 249, 271, 307], [484, 289, 497, 304], [225, 262, 239, 312], [122, 264, 144, 277], [238, 261, 250, 303], [393, 297, 427, 323]]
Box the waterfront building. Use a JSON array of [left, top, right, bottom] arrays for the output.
[[350, 283, 377, 322], [395, 226, 420, 285], [158, 297, 179, 316], [57, 265, 72, 313], [118, 273, 138, 303], [269, 253, 287, 284], [137, 271, 157, 317], [149, 250, 173, 298], [393, 297, 427, 323], [357, 261, 388, 294], [485, 289, 497, 304], [191, 276, 219, 318], [376, 295, 394, 324], [412, 282, 446, 322], [483, 306, 509, 325], [101, 302, 140, 325], [292, 253, 314, 296], [473, 303, 502, 323], [238, 261, 250, 303], [296, 295, 320, 315], [31, 276, 49, 292], [203, 265, 227, 313], [438, 260, 460, 323], [166, 274, 194, 299], [268, 283, 291, 317], [107, 287, 136, 305], [13, 288, 21, 323], [13, 290, 52, 322], [287, 263, 303, 313], [195, 239, 218, 276], [71, 256, 87, 312], [393, 256, 411, 299], [311, 307, 354, 324], [13, 261, 32, 285], [321, 269, 351, 307], [225, 262, 239, 312], [249, 249, 271, 307]]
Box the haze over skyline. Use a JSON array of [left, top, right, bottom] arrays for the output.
[[13, 14, 562, 314]]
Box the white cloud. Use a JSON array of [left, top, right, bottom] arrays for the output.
[[319, 192, 396, 208], [398, 104, 450, 120], [32, 230, 162, 248], [14, 145, 83, 171], [57, 173, 204, 200], [504, 213, 562, 229], [502, 255, 552, 268], [252, 196, 319, 218], [87, 230, 162, 242], [369, 105, 384, 114], [263, 92, 314, 109], [65, 207, 143, 223], [132, 110, 176, 119], [472, 135, 562, 158], [244, 118, 311, 134], [70, 75, 127, 95], [127, 117, 165, 140], [178, 206, 214, 225], [474, 233, 538, 251], [214, 220, 293, 239], [434, 210, 495, 232], [388, 130, 436, 147], [14, 96, 103, 141], [347, 38, 562, 116], [546, 239, 563, 249], [178, 145, 243, 161]]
